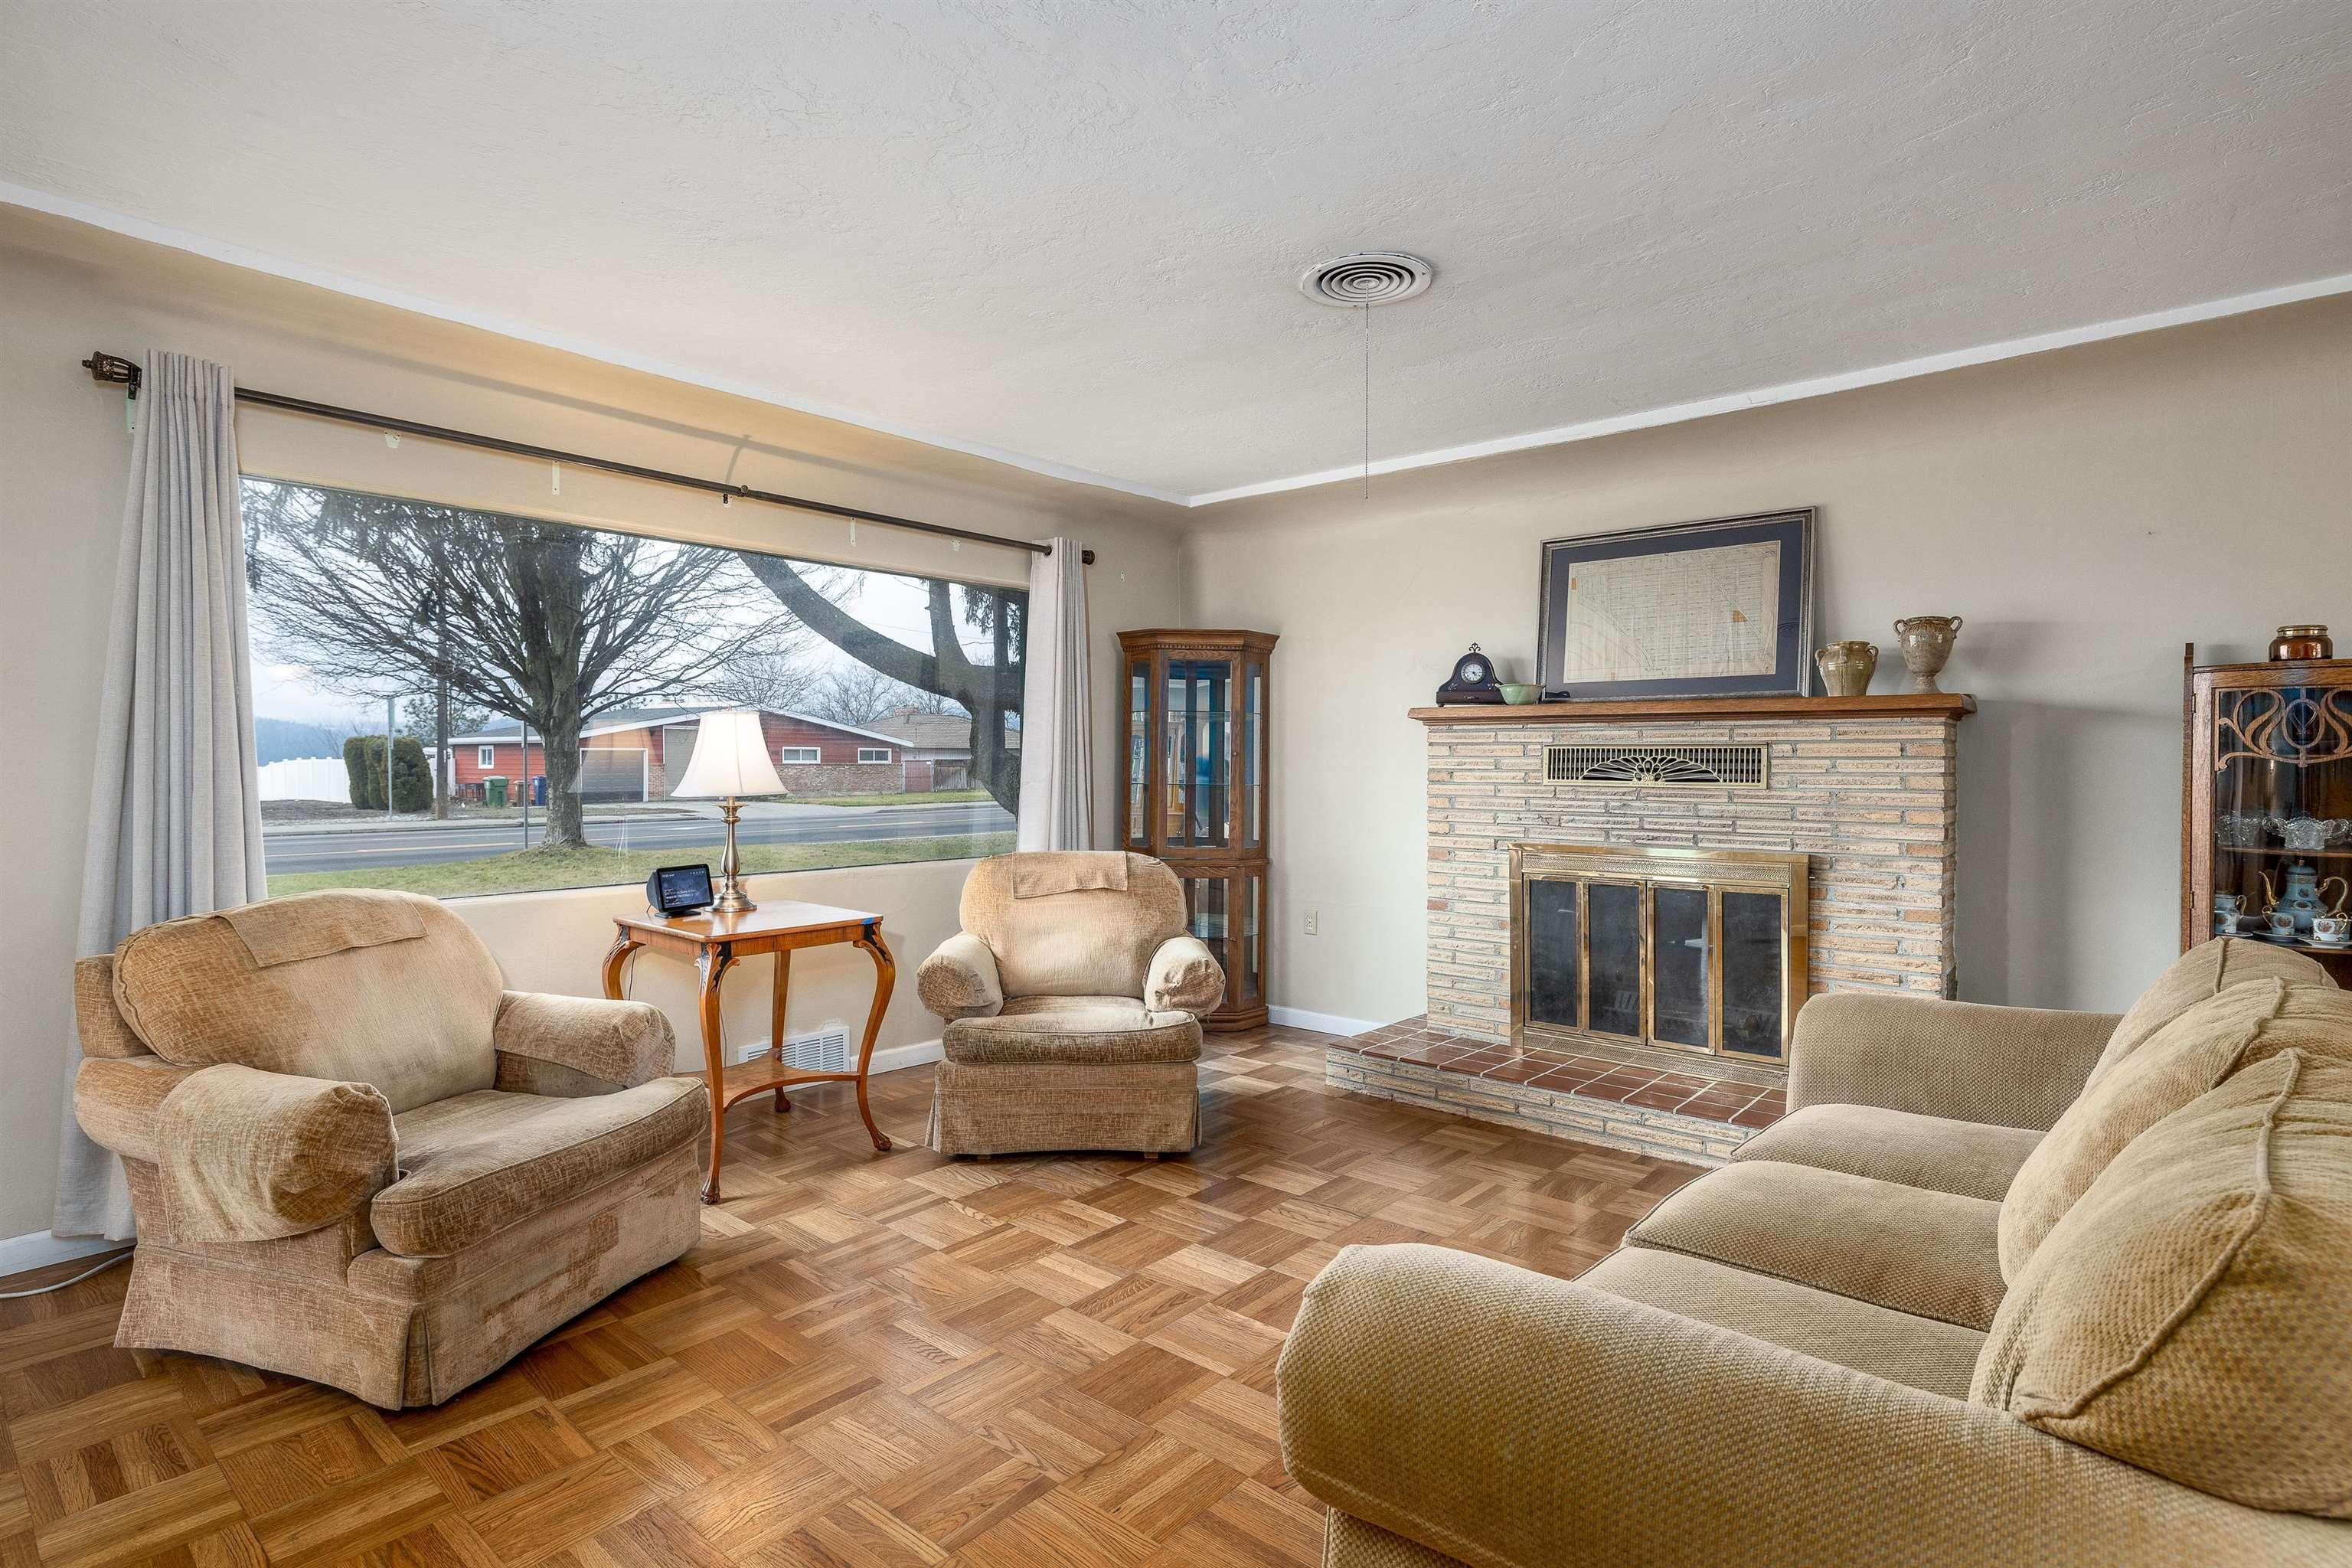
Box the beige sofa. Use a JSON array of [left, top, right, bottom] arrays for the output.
[[916, 851, 1223, 1156], [72, 889, 707, 1408], [1278, 941, 2352, 1567]]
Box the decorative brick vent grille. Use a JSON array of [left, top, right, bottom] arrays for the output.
[[1544, 743, 1768, 788]]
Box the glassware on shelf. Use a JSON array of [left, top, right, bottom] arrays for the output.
[[2265, 815, 2352, 853], [2187, 649, 2352, 978], [2215, 811, 2271, 848]]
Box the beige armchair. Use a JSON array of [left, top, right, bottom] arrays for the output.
[[72, 889, 707, 1408], [1278, 940, 2352, 1567], [917, 851, 1223, 1157]]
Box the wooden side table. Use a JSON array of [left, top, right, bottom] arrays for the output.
[[602, 900, 896, 1204]]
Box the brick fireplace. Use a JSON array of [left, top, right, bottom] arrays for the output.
[[1328, 693, 1972, 1165]]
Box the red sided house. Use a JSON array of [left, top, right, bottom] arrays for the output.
[[447, 707, 921, 802]]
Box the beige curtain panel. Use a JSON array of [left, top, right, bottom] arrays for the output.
[[1015, 536, 1095, 851], [56, 351, 270, 1241]]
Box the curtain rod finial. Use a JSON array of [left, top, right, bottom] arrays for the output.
[[83, 351, 142, 396]]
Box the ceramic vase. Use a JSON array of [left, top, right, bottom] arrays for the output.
[[1893, 616, 1963, 694], [1814, 640, 1878, 697]]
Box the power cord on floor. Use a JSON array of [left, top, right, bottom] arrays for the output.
[[0, 1248, 131, 1298]]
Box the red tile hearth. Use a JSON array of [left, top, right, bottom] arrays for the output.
[[1331, 1018, 1786, 1165]]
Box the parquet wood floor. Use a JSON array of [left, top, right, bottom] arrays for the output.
[[0, 1025, 1700, 1568]]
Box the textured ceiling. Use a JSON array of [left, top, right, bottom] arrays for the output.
[[5, 1, 2349, 503]]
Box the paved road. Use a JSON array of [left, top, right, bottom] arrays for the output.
[[263, 802, 1014, 874]]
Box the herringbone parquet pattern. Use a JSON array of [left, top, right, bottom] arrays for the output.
[[0, 1026, 1700, 1568]]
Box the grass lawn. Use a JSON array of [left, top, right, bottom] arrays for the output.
[[789, 789, 995, 807], [265, 831, 1017, 899]]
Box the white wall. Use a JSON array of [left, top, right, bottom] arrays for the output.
[[0, 206, 1187, 1244], [1181, 296, 2352, 1032]]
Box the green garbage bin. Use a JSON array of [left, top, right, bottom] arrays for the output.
[[485, 776, 508, 808]]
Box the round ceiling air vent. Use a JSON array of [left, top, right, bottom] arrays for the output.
[[1298, 252, 1433, 307]]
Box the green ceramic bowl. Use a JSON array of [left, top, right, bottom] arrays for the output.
[[1498, 682, 1541, 705]]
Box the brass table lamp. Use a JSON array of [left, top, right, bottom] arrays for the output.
[[669, 710, 786, 913]]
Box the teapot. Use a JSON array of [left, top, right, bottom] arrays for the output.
[[2256, 866, 2350, 942]]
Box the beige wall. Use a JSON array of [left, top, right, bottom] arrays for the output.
[[1182, 296, 2352, 1032], [0, 207, 1187, 1243]]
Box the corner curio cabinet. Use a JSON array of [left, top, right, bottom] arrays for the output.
[[1118, 629, 1277, 1031], [2184, 651, 2352, 985]]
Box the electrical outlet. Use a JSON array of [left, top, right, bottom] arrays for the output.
[[1304, 906, 1321, 936]]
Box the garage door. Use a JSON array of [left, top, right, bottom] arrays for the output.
[[580, 747, 648, 802]]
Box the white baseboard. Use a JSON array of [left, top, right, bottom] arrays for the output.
[[861, 1037, 944, 1076], [1267, 1005, 1384, 1039], [0, 1230, 127, 1280], [717, 1037, 943, 1083]]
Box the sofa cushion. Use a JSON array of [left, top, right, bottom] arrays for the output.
[[110, 890, 503, 1112], [959, 852, 1187, 998], [1626, 1160, 2006, 1330], [155, 1063, 397, 1243], [375, 1078, 706, 1257], [1998, 980, 2352, 1279], [1973, 1050, 2352, 1517], [1733, 1103, 2044, 1202], [2090, 937, 2334, 1082], [942, 995, 1203, 1066], [1579, 1247, 1987, 1399]]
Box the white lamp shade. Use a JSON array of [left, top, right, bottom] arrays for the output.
[[672, 710, 787, 799]]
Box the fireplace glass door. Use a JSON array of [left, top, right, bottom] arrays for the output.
[[1511, 845, 1808, 1068]]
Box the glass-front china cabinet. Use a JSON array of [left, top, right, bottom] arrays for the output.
[[1117, 629, 1277, 1031], [2184, 648, 2352, 985]]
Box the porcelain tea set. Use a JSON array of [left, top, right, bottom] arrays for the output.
[[2216, 860, 2351, 948]]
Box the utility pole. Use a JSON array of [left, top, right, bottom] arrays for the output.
[[384, 695, 397, 822], [521, 720, 532, 849]]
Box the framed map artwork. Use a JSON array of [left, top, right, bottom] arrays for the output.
[[1536, 509, 1815, 700]]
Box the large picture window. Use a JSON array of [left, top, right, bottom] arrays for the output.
[[242, 479, 1021, 898]]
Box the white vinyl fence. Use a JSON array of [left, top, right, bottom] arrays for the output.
[[257, 755, 351, 803]]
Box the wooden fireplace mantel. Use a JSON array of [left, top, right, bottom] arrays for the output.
[[1410, 692, 1976, 725]]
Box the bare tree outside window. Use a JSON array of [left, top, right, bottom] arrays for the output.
[[247, 482, 786, 847], [737, 555, 1024, 814], [799, 665, 941, 730], [241, 479, 1022, 899]]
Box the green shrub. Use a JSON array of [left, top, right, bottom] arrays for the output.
[[344, 736, 382, 810], [343, 735, 433, 812]]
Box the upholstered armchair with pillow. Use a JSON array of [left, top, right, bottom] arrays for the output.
[[917, 851, 1223, 1156], [1278, 940, 2352, 1567], [71, 889, 708, 1408]]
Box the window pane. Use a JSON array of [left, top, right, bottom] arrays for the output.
[[1240, 874, 1260, 1002], [1128, 659, 1148, 846], [1186, 876, 1228, 943], [1651, 886, 1710, 1049], [1524, 878, 1580, 1030], [1246, 661, 1263, 850], [1191, 662, 1228, 847], [1721, 891, 1786, 1058], [1164, 668, 1189, 845], [243, 477, 1019, 899], [1586, 882, 1643, 1037]]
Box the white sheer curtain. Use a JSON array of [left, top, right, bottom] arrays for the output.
[[55, 351, 268, 1240], [1015, 538, 1094, 851]]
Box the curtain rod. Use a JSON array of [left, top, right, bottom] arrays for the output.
[[79, 351, 1092, 564]]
